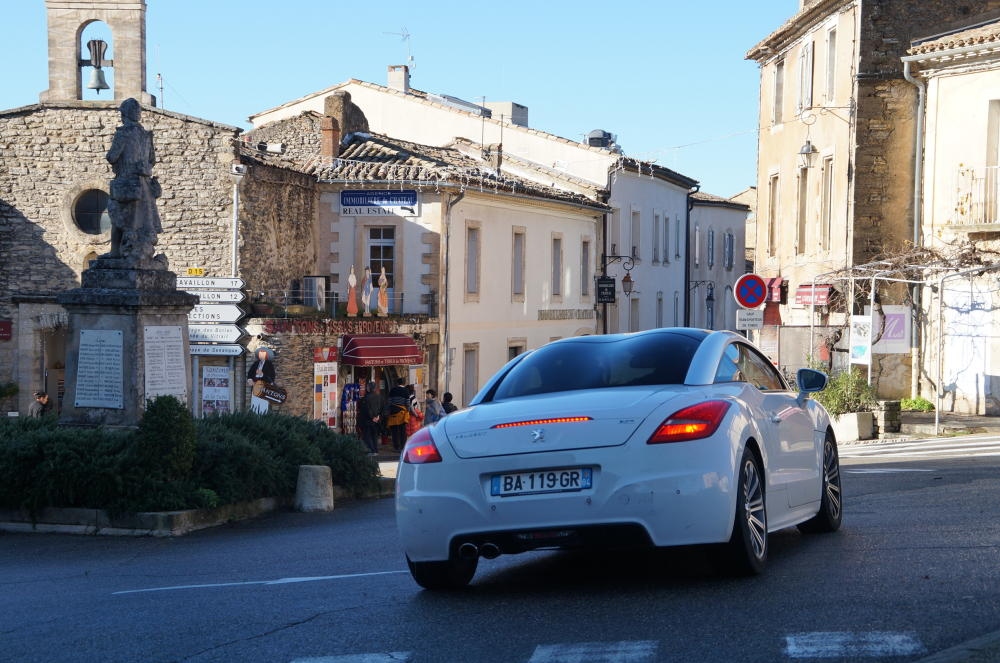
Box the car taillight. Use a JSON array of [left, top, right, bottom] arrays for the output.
[[402, 427, 442, 463], [648, 400, 731, 444]]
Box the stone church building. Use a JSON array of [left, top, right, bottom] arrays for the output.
[[2, 0, 608, 425]]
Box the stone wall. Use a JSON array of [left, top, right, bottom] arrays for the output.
[[852, 0, 1000, 267], [237, 164, 318, 300]]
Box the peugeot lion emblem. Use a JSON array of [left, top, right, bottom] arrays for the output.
[[530, 429, 545, 443]]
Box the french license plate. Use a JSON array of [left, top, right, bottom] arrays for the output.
[[490, 467, 593, 497]]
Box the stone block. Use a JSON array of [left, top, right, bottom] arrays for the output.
[[294, 464, 335, 512]]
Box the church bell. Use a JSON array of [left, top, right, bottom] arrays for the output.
[[84, 39, 111, 93], [87, 67, 109, 92]]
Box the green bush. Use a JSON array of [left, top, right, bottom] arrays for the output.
[[0, 406, 380, 516], [901, 396, 935, 412], [811, 366, 879, 416]]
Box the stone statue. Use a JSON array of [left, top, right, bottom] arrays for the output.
[[104, 98, 166, 267]]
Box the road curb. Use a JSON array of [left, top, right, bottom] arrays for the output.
[[0, 477, 396, 537]]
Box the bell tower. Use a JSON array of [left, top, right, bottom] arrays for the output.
[[40, 0, 155, 105]]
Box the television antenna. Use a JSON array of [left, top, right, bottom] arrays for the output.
[[384, 27, 414, 69]]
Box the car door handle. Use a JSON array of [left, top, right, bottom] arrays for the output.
[[770, 413, 782, 423]]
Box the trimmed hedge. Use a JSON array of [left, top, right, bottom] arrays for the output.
[[0, 396, 380, 516]]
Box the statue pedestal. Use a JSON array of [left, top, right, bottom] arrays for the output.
[[57, 258, 198, 428]]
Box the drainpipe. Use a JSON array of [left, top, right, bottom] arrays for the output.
[[902, 57, 927, 400], [684, 184, 701, 326], [441, 190, 464, 396]]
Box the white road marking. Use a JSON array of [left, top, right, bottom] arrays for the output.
[[784, 631, 925, 658], [290, 655, 411, 663], [112, 570, 408, 595], [845, 468, 936, 474], [528, 640, 658, 663]]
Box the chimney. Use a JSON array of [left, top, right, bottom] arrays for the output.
[[388, 64, 410, 93], [321, 116, 341, 160]]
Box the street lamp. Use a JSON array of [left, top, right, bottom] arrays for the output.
[[799, 139, 818, 169], [621, 271, 634, 297], [598, 253, 635, 334]]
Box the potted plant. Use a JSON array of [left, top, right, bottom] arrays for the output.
[[812, 366, 879, 441]]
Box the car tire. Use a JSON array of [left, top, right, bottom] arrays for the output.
[[406, 554, 477, 590], [798, 430, 843, 534], [722, 447, 768, 575]]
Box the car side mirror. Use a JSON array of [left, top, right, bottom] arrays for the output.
[[796, 368, 828, 394]]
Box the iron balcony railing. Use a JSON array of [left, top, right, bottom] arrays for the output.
[[955, 165, 1000, 226]]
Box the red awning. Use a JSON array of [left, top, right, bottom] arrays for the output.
[[795, 284, 833, 306], [765, 277, 784, 303], [340, 334, 423, 367]]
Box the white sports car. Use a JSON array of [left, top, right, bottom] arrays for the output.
[[396, 328, 842, 589]]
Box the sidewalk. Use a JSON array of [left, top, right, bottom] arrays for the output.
[[898, 410, 1000, 438]]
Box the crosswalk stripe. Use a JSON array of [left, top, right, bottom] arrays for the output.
[[290, 654, 411, 663], [784, 631, 925, 658], [528, 640, 658, 663]]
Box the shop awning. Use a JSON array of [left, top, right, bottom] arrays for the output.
[[795, 284, 834, 306], [765, 277, 785, 303], [340, 334, 423, 367]]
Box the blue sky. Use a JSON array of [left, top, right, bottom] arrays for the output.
[[3, 1, 797, 197]]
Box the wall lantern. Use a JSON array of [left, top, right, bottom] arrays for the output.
[[621, 271, 634, 297], [798, 139, 818, 169]]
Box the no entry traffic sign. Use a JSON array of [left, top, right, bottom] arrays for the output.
[[734, 273, 768, 309]]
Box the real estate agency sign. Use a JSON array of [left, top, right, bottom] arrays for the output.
[[341, 190, 419, 217]]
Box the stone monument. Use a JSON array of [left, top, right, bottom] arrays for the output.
[[58, 99, 198, 428]]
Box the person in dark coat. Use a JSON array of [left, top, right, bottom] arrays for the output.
[[29, 391, 51, 418], [442, 391, 458, 414], [386, 377, 411, 451], [357, 382, 384, 455]]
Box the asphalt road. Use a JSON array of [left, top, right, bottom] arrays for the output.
[[1, 435, 998, 663]]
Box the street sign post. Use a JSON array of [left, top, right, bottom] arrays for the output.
[[188, 304, 244, 323], [734, 273, 768, 309], [189, 344, 245, 356], [188, 324, 246, 344], [177, 277, 245, 290], [186, 290, 246, 303]]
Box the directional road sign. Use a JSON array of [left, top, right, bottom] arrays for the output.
[[188, 324, 246, 344], [177, 277, 245, 290], [734, 273, 768, 309], [186, 290, 246, 303], [188, 304, 244, 323], [189, 344, 245, 356]]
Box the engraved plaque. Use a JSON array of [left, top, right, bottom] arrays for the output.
[[144, 326, 188, 403], [75, 330, 124, 409]]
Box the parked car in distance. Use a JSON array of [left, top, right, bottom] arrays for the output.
[[396, 328, 841, 589]]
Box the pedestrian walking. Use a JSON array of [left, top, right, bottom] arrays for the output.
[[423, 389, 445, 426], [28, 391, 51, 418]]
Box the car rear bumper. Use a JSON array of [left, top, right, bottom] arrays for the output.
[[396, 444, 739, 562]]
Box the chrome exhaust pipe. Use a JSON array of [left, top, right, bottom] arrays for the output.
[[480, 543, 501, 559], [458, 542, 479, 559]]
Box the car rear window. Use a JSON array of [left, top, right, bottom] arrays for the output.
[[491, 332, 703, 399]]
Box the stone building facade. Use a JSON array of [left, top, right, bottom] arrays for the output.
[[746, 0, 1000, 398]]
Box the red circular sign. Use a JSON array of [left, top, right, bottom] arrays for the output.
[[734, 274, 768, 309]]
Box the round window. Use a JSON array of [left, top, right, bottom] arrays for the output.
[[73, 189, 111, 235]]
